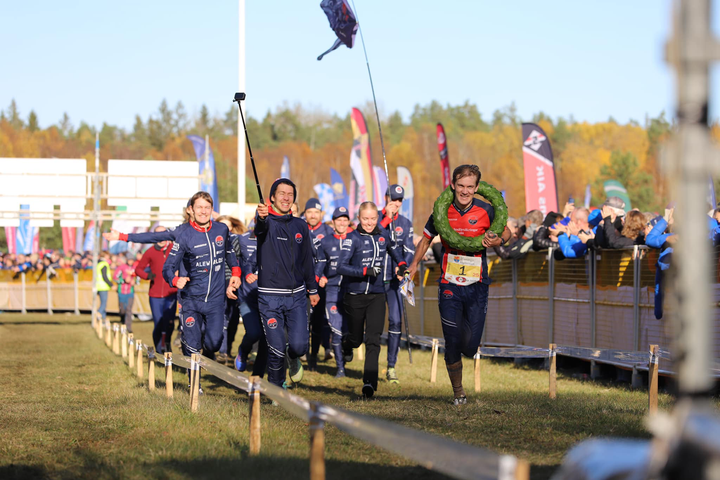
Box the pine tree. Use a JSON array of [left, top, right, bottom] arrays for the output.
[[27, 110, 39, 132]]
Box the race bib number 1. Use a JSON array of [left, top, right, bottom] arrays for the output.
[[444, 254, 483, 285]]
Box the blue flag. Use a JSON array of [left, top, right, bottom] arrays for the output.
[[317, 0, 358, 61], [313, 183, 335, 222], [281, 156, 290, 179], [83, 221, 95, 253], [187, 135, 219, 210], [16, 205, 36, 255], [330, 168, 348, 210]]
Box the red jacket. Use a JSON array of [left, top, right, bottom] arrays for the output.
[[135, 243, 177, 298]]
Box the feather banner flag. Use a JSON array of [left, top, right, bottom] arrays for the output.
[[373, 166, 387, 210], [330, 168, 349, 210], [313, 183, 335, 222], [281, 156, 290, 179], [397, 166, 414, 223], [436, 123, 451, 189], [187, 135, 219, 211], [317, 0, 358, 61], [349, 108, 374, 217], [521, 123, 558, 215]]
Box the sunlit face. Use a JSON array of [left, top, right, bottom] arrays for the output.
[[155, 226, 168, 247], [191, 198, 213, 225], [358, 207, 378, 232], [272, 184, 294, 214], [305, 208, 323, 227], [452, 175, 479, 209], [332, 216, 350, 235]]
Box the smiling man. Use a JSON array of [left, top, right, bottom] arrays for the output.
[[407, 165, 511, 406]]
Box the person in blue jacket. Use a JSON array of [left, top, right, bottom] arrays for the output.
[[254, 179, 320, 388], [314, 206, 352, 377], [337, 201, 407, 398], [552, 207, 594, 258], [304, 197, 334, 370], [377, 184, 415, 384], [162, 191, 242, 363]]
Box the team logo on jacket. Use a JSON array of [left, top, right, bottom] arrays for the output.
[[267, 318, 278, 329], [185, 316, 196, 328], [215, 235, 224, 247], [295, 233, 303, 244], [395, 226, 403, 236], [317, 234, 325, 241], [330, 305, 338, 314], [378, 237, 386, 245], [468, 217, 478, 225], [442, 290, 454, 299]]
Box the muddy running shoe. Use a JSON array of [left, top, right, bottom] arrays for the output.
[[386, 367, 399, 384], [453, 395, 467, 406], [289, 357, 304, 384], [362, 383, 375, 398]]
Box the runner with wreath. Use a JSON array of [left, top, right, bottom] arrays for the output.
[[407, 164, 511, 405]]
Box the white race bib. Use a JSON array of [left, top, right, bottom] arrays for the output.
[[443, 254, 483, 285]]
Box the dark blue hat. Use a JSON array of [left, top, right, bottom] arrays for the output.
[[332, 206, 350, 220], [269, 178, 297, 202], [304, 198, 323, 211], [387, 184, 404, 201]]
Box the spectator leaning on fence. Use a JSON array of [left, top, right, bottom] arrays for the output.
[[407, 164, 511, 406], [532, 212, 564, 251], [602, 209, 646, 249], [95, 251, 114, 323], [551, 207, 593, 258]]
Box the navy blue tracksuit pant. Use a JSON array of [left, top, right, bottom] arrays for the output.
[[259, 290, 309, 387], [384, 279, 403, 368], [149, 294, 176, 353], [179, 296, 225, 357], [438, 282, 489, 364]]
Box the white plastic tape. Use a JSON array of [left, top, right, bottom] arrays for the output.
[[498, 455, 518, 480], [165, 358, 172, 367]]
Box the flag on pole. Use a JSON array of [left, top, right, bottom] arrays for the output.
[[16, 205, 37, 255], [75, 226, 84, 253], [349, 108, 374, 215], [281, 156, 290, 179], [4, 227, 16, 255], [83, 221, 95, 253], [313, 183, 335, 222], [397, 166, 414, 222], [330, 168, 349, 210], [373, 166, 387, 210], [603, 180, 632, 210], [521, 123, 559, 215], [584, 184, 592, 208], [436, 123, 451, 189], [187, 135, 219, 211], [62, 227, 77, 253], [317, 0, 358, 61]]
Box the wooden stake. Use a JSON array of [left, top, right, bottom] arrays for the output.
[[128, 334, 135, 370], [309, 403, 326, 480], [430, 339, 439, 383], [515, 459, 531, 480], [96, 315, 103, 338], [147, 347, 156, 391], [189, 354, 200, 412], [249, 376, 261, 455], [112, 324, 120, 355], [474, 348, 481, 393], [549, 343, 557, 400], [649, 344, 659, 414], [165, 353, 174, 399], [121, 326, 128, 360], [136, 340, 144, 379], [105, 323, 112, 347], [357, 343, 365, 361]]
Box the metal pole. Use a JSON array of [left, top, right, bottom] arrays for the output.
[[632, 246, 641, 351], [419, 262, 425, 336], [73, 270, 80, 315], [46, 273, 52, 315], [512, 259, 519, 345], [237, 0, 247, 215], [667, 0, 718, 395], [91, 133, 100, 324], [547, 248, 555, 344], [590, 251, 597, 348], [21, 272, 26, 314]]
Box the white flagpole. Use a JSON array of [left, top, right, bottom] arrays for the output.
[[238, 0, 247, 217]]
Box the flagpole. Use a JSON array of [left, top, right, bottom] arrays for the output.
[[91, 133, 100, 327], [238, 0, 247, 218]]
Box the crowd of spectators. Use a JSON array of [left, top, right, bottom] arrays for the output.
[[0, 249, 143, 278]]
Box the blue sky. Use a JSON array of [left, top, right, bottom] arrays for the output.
[[1, 0, 705, 130]]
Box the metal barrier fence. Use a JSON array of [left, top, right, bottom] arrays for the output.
[[93, 317, 531, 480]]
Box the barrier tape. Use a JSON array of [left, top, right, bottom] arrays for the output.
[[165, 357, 172, 367]]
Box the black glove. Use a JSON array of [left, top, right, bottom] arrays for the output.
[[147, 272, 156, 281], [397, 264, 408, 277], [366, 266, 382, 277]]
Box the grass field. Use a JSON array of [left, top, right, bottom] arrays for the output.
[[0, 312, 679, 480]]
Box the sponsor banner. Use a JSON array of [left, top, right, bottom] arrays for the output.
[[521, 123, 558, 215], [436, 123, 451, 188], [397, 166, 414, 223]]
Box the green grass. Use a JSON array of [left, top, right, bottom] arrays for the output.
[[0, 313, 679, 479]]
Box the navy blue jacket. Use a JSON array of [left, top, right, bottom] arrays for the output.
[[254, 207, 318, 296], [308, 222, 335, 246], [162, 221, 240, 302], [237, 232, 258, 303], [378, 210, 415, 282], [337, 226, 406, 295], [314, 232, 349, 290], [121, 223, 188, 244]]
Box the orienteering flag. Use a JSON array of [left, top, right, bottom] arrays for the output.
[[521, 123, 558, 215], [373, 166, 387, 210], [313, 183, 335, 222], [317, 0, 358, 61], [397, 166, 414, 223], [330, 168, 349, 210], [436, 123, 451, 188], [187, 135, 219, 211], [349, 107, 374, 217], [281, 156, 290, 179]]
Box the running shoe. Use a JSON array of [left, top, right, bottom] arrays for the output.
[[362, 383, 375, 398], [323, 348, 334, 362], [386, 367, 399, 384], [453, 395, 467, 406], [235, 349, 247, 372], [343, 344, 354, 363], [289, 357, 304, 384], [335, 367, 346, 378]]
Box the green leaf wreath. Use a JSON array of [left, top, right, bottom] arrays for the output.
[[432, 181, 508, 251]]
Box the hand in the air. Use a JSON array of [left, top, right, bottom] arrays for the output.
[[103, 229, 121, 241], [257, 203, 269, 219]]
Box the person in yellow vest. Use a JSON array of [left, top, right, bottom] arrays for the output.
[[96, 251, 114, 322]]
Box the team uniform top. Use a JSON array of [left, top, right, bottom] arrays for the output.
[[423, 197, 495, 285], [236, 232, 258, 303], [314, 233, 349, 289], [337, 227, 406, 295], [162, 220, 241, 302], [378, 209, 415, 282], [308, 222, 334, 246], [254, 206, 318, 296], [119, 223, 188, 244]]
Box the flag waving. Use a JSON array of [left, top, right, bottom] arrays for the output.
[[317, 0, 358, 61], [521, 123, 558, 215], [436, 123, 451, 188]]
